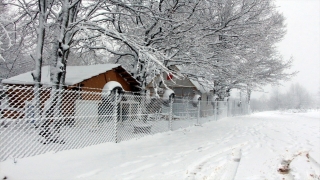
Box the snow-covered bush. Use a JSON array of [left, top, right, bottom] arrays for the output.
[[192, 94, 201, 107], [102, 81, 124, 97], [162, 89, 175, 107]]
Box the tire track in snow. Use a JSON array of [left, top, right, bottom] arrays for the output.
[[119, 159, 144, 167], [208, 148, 241, 180], [76, 169, 102, 179], [121, 164, 155, 176], [185, 143, 246, 180]]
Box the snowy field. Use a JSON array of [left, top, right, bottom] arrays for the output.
[[0, 110, 319, 180]]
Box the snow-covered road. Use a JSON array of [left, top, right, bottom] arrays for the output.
[[1, 111, 319, 180]]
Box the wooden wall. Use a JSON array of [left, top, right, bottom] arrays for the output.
[[80, 70, 132, 92], [2, 69, 137, 119]]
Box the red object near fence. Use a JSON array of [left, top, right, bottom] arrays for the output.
[[167, 73, 173, 80]]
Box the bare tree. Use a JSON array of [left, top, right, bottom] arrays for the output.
[[2, 0, 296, 98], [0, 0, 35, 78], [72, 0, 201, 89], [187, 0, 295, 101], [0, 0, 13, 65]]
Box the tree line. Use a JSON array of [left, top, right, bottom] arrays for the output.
[[0, 0, 296, 101], [250, 83, 320, 111]]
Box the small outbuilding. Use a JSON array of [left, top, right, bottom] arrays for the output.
[[146, 65, 215, 103], [146, 65, 215, 117]]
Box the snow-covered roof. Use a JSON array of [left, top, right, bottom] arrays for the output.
[[2, 64, 122, 85], [146, 64, 214, 93], [169, 65, 214, 93], [102, 81, 123, 97], [189, 79, 215, 94]]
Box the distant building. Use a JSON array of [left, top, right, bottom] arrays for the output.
[[146, 65, 215, 117], [146, 65, 215, 100]]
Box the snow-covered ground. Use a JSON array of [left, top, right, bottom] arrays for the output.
[[1, 111, 319, 180]]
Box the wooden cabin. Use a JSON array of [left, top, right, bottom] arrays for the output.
[[1, 64, 140, 120]]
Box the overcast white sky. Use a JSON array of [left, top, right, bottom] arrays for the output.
[[251, 0, 320, 98]]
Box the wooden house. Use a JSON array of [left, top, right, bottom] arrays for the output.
[[1, 64, 140, 120], [2, 64, 140, 91]]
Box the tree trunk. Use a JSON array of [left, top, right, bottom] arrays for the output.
[[48, 0, 80, 118], [246, 86, 252, 113], [50, 0, 80, 88], [31, 0, 47, 122]]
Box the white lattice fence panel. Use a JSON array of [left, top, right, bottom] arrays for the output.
[[0, 83, 250, 162], [216, 101, 229, 120], [170, 98, 198, 130], [116, 94, 170, 141], [199, 101, 214, 124], [0, 85, 118, 161]]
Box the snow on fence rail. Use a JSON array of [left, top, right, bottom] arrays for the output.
[[0, 84, 248, 161]]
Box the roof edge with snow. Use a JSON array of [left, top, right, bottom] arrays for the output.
[[2, 64, 140, 88]]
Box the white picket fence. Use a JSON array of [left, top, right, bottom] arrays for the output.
[[0, 84, 248, 161]]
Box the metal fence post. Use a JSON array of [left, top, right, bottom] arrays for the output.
[[169, 99, 173, 131], [114, 91, 118, 143], [227, 100, 230, 117], [186, 99, 189, 118], [214, 101, 217, 121], [197, 101, 200, 125]]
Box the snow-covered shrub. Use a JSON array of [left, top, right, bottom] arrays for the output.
[[102, 81, 124, 97], [192, 94, 201, 107], [162, 89, 175, 107]]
